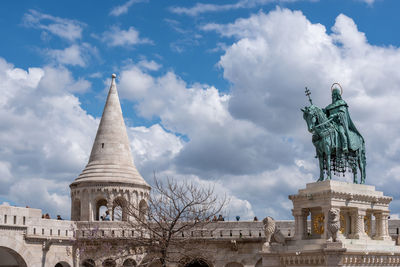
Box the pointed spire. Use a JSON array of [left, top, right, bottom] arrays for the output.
[[71, 74, 149, 187]]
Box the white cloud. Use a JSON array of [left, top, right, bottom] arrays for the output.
[[101, 26, 152, 47], [109, 0, 147, 16], [170, 0, 374, 16], [128, 124, 183, 175], [45, 43, 97, 67], [360, 0, 375, 4], [137, 59, 162, 71], [118, 66, 154, 99], [169, 0, 273, 16], [114, 8, 400, 219], [22, 9, 85, 41], [199, 8, 400, 212], [0, 161, 12, 183], [0, 57, 97, 218]]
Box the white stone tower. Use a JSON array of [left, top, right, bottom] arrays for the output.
[[70, 74, 150, 222]]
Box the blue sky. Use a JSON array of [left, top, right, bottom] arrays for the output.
[[1, 0, 400, 220]]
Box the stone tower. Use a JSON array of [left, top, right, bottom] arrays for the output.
[[70, 74, 150, 222]]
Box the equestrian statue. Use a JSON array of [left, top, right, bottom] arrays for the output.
[[301, 83, 366, 184]]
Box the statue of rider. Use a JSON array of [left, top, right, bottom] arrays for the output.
[[323, 83, 363, 153]]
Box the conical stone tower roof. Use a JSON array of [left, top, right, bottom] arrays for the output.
[[71, 74, 149, 188]]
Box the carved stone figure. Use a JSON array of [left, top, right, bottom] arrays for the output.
[[262, 216, 276, 244], [262, 216, 285, 247], [301, 84, 366, 184], [327, 208, 341, 242]]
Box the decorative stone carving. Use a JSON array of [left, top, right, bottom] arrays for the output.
[[262, 216, 275, 244], [273, 229, 286, 244], [327, 208, 340, 242], [262, 216, 285, 247]]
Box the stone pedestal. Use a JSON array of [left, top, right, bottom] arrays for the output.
[[261, 180, 400, 266], [289, 180, 392, 241]]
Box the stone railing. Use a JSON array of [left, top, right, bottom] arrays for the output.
[[2, 204, 400, 243]]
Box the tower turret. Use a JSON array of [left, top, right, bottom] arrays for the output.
[[70, 74, 150, 221]]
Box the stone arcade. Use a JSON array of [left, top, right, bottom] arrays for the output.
[[1, 75, 400, 267]]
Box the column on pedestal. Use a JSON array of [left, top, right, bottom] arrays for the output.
[[292, 209, 309, 240], [107, 200, 114, 221], [322, 207, 330, 239], [302, 209, 310, 238], [352, 208, 368, 239], [374, 211, 391, 241]]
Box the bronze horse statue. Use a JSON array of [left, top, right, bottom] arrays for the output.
[[302, 104, 366, 184]]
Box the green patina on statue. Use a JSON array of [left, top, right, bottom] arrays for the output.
[[301, 84, 366, 184]]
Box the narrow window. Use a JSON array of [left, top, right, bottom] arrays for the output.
[[23, 216, 26, 225], [101, 143, 104, 148], [4, 215, 7, 224], [42, 228, 44, 235], [50, 229, 52, 235], [66, 230, 68, 236], [131, 230, 134, 237], [58, 229, 60, 236], [102, 230, 105, 236], [122, 230, 125, 237], [111, 230, 115, 236], [13, 216, 16, 224], [33, 228, 36, 234]]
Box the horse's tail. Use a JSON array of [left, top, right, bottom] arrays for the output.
[[361, 141, 366, 166]]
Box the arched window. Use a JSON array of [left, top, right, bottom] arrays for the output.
[[123, 258, 136, 266], [113, 197, 127, 221], [0, 246, 27, 267], [82, 259, 95, 267], [55, 262, 71, 267], [96, 199, 108, 221], [184, 259, 210, 267], [102, 258, 116, 267], [72, 199, 81, 221]]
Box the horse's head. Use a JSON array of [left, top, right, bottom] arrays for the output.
[[301, 105, 317, 133]]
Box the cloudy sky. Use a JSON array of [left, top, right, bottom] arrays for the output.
[[1, 0, 400, 220]]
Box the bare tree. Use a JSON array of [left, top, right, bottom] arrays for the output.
[[122, 177, 227, 267], [73, 177, 227, 267]]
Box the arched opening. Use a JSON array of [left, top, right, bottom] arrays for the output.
[[0, 246, 27, 267], [123, 258, 136, 266], [225, 263, 243, 267], [113, 198, 127, 221], [82, 259, 95, 267], [139, 199, 148, 220], [255, 259, 262, 267], [55, 262, 71, 267], [102, 258, 116, 267], [72, 199, 81, 221], [184, 259, 210, 267], [96, 199, 108, 221]]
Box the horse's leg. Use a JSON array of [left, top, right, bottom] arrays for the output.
[[326, 152, 331, 180], [359, 149, 365, 184], [318, 155, 324, 181]]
